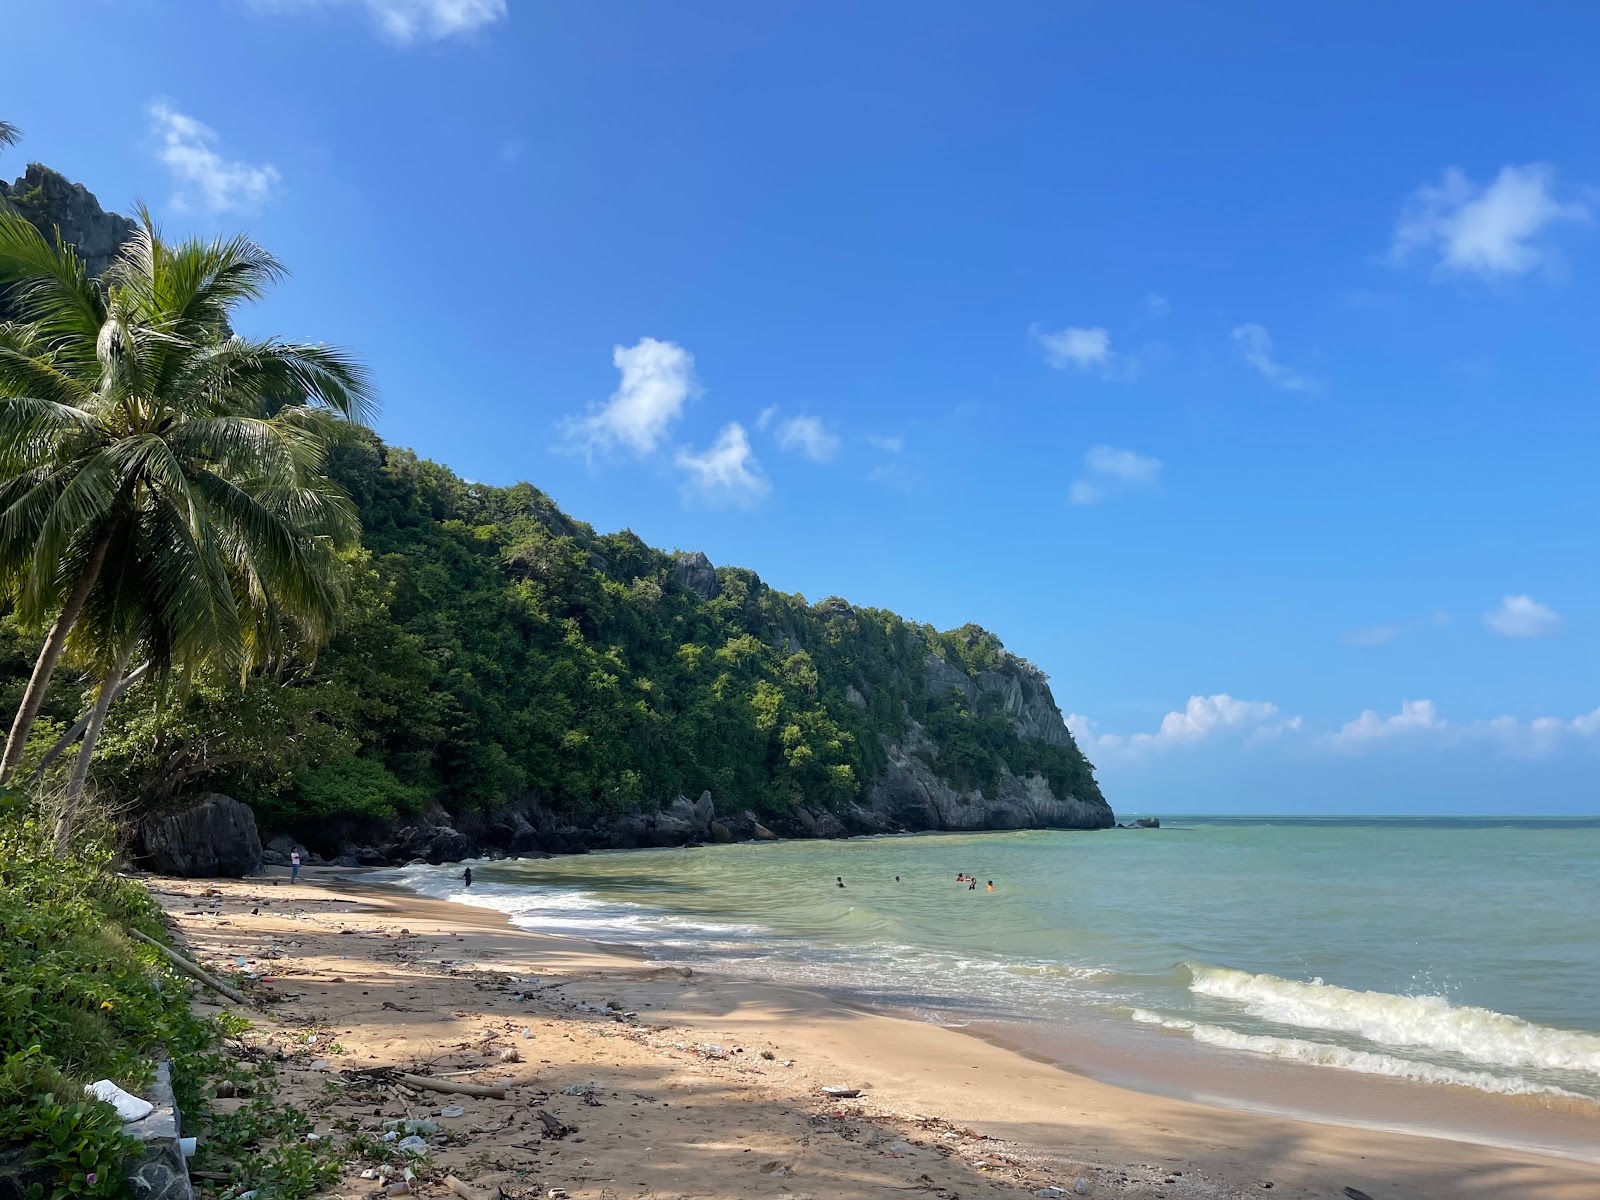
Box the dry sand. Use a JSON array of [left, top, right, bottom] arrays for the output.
[[152, 869, 1600, 1200]]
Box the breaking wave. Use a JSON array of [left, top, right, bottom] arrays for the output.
[[1131, 1010, 1586, 1099], [1186, 964, 1600, 1079]]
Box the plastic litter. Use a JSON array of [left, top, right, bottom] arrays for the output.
[[84, 1080, 154, 1123], [178, 1137, 196, 1158], [396, 1135, 429, 1155], [1036, 1189, 1066, 1199], [1074, 1178, 1090, 1195], [383, 1119, 439, 1134], [439, 1105, 465, 1118]]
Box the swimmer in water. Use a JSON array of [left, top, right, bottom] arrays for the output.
[[836, 876, 845, 888], [987, 880, 994, 891]]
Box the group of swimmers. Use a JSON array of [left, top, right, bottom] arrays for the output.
[[834, 874, 994, 891]]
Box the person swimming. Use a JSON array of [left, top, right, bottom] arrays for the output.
[[836, 876, 845, 888], [987, 880, 994, 891], [968, 879, 977, 890], [462, 866, 473, 888]]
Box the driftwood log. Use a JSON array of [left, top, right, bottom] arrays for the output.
[[128, 928, 248, 1005]]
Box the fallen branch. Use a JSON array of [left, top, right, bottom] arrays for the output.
[[393, 1072, 507, 1100], [128, 928, 248, 1005], [444, 1176, 502, 1200], [536, 1110, 570, 1138]]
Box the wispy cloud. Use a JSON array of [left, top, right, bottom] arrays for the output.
[[774, 415, 840, 463], [562, 338, 696, 459], [1231, 323, 1320, 392], [1329, 699, 1600, 758], [863, 433, 904, 454], [1392, 164, 1590, 279], [1069, 694, 1301, 758], [1033, 325, 1112, 371], [251, 0, 508, 44], [676, 422, 770, 507], [148, 101, 280, 214], [1344, 611, 1450, 648], [1068, 445, 1163, 506], [1482, 594, 1564, 639]]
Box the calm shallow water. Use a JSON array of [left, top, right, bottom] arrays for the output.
[[389, 817, 1600, 1108]]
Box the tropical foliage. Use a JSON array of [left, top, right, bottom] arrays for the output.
[[0, 205, 372, 848], [5, 434, 1100, 833]]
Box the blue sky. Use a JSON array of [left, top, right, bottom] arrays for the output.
[[8, 1, 1599, 813]]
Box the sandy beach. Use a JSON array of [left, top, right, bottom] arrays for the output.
[[152, 869, 1600, 1200]]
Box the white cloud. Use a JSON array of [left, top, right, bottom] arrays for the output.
[[1069, 444, 1163, 506], [1034, 325, 1112, 371], [1332, 699, 1446, 745], [1073, 694, 1301, 758], [252, 0, 508, 44], [755, 405, 780, 432], [1483, 594, 1564, 639], [148, 101, 280, 214], [1231, 323, 1320, 392], [864, 433, 904, 454], [563, 338, 695, 458], [675, 423, 770, 506], [1392, 164, 1590, 278], [1330, 699, 1600, 758], [774, 415, 840, 463]]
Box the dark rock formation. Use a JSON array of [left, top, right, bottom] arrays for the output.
[[1134, 817, 1160, 828], [1, 163, 135, 276], [137, 794, 262, 878], [672, 550, 720, 600]]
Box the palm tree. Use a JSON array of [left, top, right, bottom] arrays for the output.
[[0, 207, 375, 847], [0, 122, 19, 152]]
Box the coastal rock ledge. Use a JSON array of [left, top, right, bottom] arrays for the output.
[[271, 652, 1113, 868]]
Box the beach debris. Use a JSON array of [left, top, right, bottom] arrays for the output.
[[385, 1182, 412, 1196], [84, 1080, 154, 1122], [698, 1043, 728, 1058], [1035, 1189, 1066, 1199], [383, 1119, 439, 1135], [761, 1161, 793, 1178], [536, 1110, 572, 1139], [546, 1190, 569, 1200], [1343, 1191, 1374, 1200], [560, 1082, 598, 1096], [820, 1086, 860, 1098], [439, 1105, 466, 1118], [359, 1170, 377, 1180], [396, 1135, 429, 1155], [444, 1176, 505, 1200], [1074, 1179, 1090, 1195], [759, 1049, 776, 1060], [499, 1046, 521, 1063]]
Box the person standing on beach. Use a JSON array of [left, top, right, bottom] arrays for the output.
[[289, 849, 301, 883]]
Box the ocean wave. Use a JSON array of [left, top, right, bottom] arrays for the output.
[[1130, 1010, 1587, 1099], [1185, 964, 1600, 1078]]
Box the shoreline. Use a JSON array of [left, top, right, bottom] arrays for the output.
[[154, 866, 1600, 1200]]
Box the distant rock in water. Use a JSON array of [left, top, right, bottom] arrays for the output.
[[1134, 817, 1160, 828], [1, 163, 135, 276], [138, 794, 262, 878]]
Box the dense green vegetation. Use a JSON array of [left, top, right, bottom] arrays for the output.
[[4, 434, 1100, 832]]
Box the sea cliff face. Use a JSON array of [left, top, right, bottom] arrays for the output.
[[1, 164, 135, 277]]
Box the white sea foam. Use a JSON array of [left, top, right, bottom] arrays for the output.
[[1131, 1010, 1586, 1099], [1186, 964, 1600, 1078]]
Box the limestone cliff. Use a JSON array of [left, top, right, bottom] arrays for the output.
[[1, 163, 135, 276]]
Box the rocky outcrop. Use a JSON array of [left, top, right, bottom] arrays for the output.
[[864, 719, 1112, 832], [672, 551, 720, 600], [1, 164, 135, 277], [924, 650, 1075, 748], [138, 794, 262, 878]]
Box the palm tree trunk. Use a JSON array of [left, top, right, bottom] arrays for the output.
[[29, 661, 150, 783], [0, 532, 112, 785], [54, 644, 130, 857]]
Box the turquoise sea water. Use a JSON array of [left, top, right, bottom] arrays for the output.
[[390, 817, 1600, 1108]]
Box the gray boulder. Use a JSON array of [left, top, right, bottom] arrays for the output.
[[672, 550, 721, 600], [138, 794, 262, 878]]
